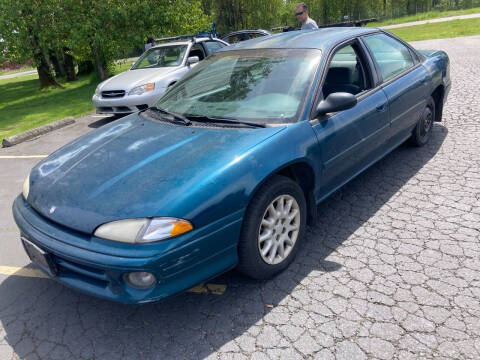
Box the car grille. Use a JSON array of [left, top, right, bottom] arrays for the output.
[[101, 90, 125, 98], [53, 255, 110, 287], [97, 106, 134, 114]]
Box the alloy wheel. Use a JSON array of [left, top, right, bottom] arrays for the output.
[[257, 194, 301, 265]]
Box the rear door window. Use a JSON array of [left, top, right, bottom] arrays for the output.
[[203, 41, 227, 55], [363, 33, 414, 82]]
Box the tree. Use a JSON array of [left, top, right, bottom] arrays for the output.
[[0, 0, 211, 85], [58, 0, 211, 81], [0, 0, 63, 88], [203, 0, 287, 33]]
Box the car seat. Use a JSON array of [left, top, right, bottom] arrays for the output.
[[323, 67, 361, 98], [189, 49, 205, 61]]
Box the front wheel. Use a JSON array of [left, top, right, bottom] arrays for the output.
[[237, 175, 307, 280], [409, 96, 435, 147]]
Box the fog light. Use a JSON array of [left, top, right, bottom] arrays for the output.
[[124, 272, 157, 289]]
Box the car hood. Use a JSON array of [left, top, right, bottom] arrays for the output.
[[28, 114, 285, 234], [100, 67, 180, 90]]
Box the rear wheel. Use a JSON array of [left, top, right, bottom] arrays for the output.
[[237, 175, 307, 280], [410, 96, 435, 147]]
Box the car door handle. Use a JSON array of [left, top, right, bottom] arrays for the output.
[[376, 104, 387, 112]]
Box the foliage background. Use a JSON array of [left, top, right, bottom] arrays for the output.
[[0, 0, 479, 87], [205, 0, 480, 33]]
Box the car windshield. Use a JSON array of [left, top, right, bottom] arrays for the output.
[[131, 45, 187, 69], [155, 49, 321, 124]]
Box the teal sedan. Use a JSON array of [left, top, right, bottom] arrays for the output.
[[13, 28, 450, 303]]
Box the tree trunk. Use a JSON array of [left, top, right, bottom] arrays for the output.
[[32, 44, 61, 88], [406, 0, 412, 14], [63, 48, 76, 82], [323, 0, 328, 24], [91, 45, 109, 81], [26, 21, 61, 88], [50, 51, 66, 78], [36, 54, 61, 89], [353, 0, 360, 20]]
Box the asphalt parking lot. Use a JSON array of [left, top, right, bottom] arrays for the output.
[[1, 36, 479, 360]]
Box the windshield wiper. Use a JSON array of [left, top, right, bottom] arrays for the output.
[[146, 106, 192, 126], [185, 115, 266, 128]]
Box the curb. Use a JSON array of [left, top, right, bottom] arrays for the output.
[[2, 117, 75, 147]]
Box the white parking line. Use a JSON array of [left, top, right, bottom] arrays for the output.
[[0, 265, 227, 295], [0, 155, 48, 159]]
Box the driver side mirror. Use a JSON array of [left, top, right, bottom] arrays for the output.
[[187, 56, 200, 66], [314, 92, 357, 117]]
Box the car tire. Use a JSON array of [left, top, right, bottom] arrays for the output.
[[237, 175, 307, 280], [409, 96, 435, 147]]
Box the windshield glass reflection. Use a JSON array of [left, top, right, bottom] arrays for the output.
[[132, 45, 188, 69], [156, 49, 321, 124]]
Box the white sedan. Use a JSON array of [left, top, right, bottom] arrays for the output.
[[92, 36, 228, 114]]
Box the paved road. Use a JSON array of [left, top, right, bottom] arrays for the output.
[[381, 12, 480, 29], [0, 70, 37, 80], [0, 36, 479, 359], [0, 58, 138, 81]]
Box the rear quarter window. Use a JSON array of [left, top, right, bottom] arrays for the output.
[[204, 41, 226, 55]]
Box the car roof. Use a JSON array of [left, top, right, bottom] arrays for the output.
[[219, 27, 379, 53]]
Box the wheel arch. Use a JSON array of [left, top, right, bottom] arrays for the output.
[[431, 85, 444, 122], [250, 161, 317, 226]]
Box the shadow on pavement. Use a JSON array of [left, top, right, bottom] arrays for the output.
[[0, 125, 447, 359]]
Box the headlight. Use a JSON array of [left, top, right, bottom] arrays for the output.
[[128, 83, 155, 96], [94, 217, 193, 243], [22, 173, 30, 200], [94, 84, 101, 96]]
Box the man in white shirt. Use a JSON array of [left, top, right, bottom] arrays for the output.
[[295, 3, 318, 30]]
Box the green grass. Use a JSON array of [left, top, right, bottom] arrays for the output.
[[368, 7, 480, 27], [0, 74, 97, 140], [114, 60, 135, 73], [0, 61, 134, 141], [388, 17, 480, 41]]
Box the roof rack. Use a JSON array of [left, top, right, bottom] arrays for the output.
[[154, 24, 217, 44], [154, 34, 197, 44], [318, 18, 377, 28], [271, 26, 297, 32], [270, 18, 377, 32]]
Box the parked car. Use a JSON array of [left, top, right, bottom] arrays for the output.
[[92, 35, 228, 114], [15, 28, 450, 303], [221, 29, 271, 44]]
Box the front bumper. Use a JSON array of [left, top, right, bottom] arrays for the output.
[[13, 195, 242, 303], [92, 87, 167, 114]]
